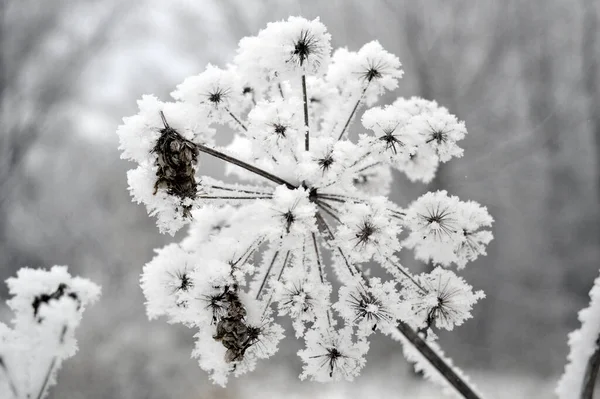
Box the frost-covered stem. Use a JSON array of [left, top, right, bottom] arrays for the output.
[[311, 232, 325, 284], [315, 200, 341, 223], [0, 356, 18, 398], [395, 321, 482, 399], [256, 250, 280, 300], [195, 143, 296, 189], [310, 231, 332, 326], [302, 75, 310, 151], [208, 185, 273, 196], [35, 356, 57, 399], [318, 193, 366, 204], [232, 237, 264, 268], [35, 325, 68, 399], [337, 84, 369, 141], [581, 335, 600, 399], [315, 212, 360, 277], [199, 195, 273, 200], [260, 250, 291, 318], [355, 161, 381, 174], [225, 107, 248, 131], [384, 257, 426, 293]]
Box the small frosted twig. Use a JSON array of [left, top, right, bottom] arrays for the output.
[[34, 325, 68, 399], [337, 84, 370, 141], [0, 356, 18, 398], [315, 212, 359, 277], [384, 256, 427, 294], [260, 250, 292, 318], [224, 107, 248, 131], [302, 75, 310, 151], [311, 232, 324, 284], [199, 195, 273, 200], [557, 269, 600, 399], [231, 237, 264, 268], [315, 200, 342, 223], [310, 231, 332, 327], [354, 161, 381, 174], [348, 153, 375, 171], [207, 184, 272, 196], [256, 251, 280, 300], [318, 192, 366, 204], [35, 356, 57, 399], [195, 143, 296, 189]]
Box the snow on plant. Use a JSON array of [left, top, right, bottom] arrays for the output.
[[0, 266, 100, 399], [556, 269, 600, 399], [117, 16, 493, 394]]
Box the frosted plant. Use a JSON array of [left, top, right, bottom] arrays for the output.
[[117, 16, 493, 397], [0, 266, 100, 399], [556, 269, 600, 399]]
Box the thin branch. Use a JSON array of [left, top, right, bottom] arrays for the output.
[[355, 161, 381, 174], [317, 195, 347, 204], [198, 195, 272, 200], [256, 251, 280, 300], [318, 192, 366, 203], [311, 232, 325, 284], [195, 143, 296, 189], [225, 107, 247, 131], [396, 321, 482, 399], [302, 75, 310, 151], [234, 238, 264, 267], [337, 84, 369, 141], [207, 184, 272, 196], [315, 212, 359, 277], [260, 250, 291, 319], [34, 325, 68, 399], [35, 356, 57, 399], [310, 231, 333, 327], [315, 200, 342, 223], [385, 257, 427, 294], [0, 356, 18, 398], [581, 334, 600, 399]]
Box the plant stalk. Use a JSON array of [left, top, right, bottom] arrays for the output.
[[195, 143, 296, 189], [395, 321, 482, 399]]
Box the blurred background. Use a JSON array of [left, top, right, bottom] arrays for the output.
[[1, 0, 599, 397]]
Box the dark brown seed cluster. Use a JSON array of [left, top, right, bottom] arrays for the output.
[[213, 287, 260, 363], [152, 112, 199, 217]]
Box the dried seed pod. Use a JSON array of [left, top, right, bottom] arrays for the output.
[[212, 287, 260, 363], [152, 111, 200, 217]]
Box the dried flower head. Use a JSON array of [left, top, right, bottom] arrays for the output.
[[117, 16, 493, 386]]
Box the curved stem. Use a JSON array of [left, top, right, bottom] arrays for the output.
[[581, 334, 600, 399], [195, 143, 296, 189], [395, 321, 482, 399]]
